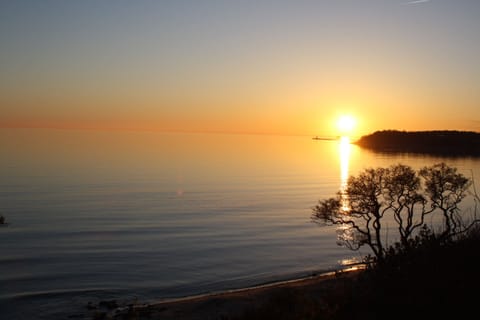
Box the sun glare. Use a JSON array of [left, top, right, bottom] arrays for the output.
[[336, 115, 356, 136]]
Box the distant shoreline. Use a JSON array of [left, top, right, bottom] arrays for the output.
[[354, 130, 480, 157]]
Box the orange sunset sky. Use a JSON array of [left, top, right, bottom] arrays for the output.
[[1, 0, 479, 137]]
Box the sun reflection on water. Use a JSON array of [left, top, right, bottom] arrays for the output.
[[339, 136, 351, 213], [336, 136, 354, 246]]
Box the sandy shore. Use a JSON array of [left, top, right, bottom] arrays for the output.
[[105, 267, 364, 320]]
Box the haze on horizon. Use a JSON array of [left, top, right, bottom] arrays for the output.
[[1, 0, 479, 137]]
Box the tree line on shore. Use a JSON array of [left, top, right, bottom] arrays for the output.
[[355, 130, 480, 157]]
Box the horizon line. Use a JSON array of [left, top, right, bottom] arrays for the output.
[[0, 123, 325, 138]]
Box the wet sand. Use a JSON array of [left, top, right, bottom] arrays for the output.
[[107, 267, 364, 320]]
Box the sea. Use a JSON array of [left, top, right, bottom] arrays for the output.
[[1, 129, 479, 319]]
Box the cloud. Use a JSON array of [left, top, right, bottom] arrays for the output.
[[403, 0, 430, 4]]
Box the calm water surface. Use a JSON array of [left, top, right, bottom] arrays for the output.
[[1, 129, 479, 319]]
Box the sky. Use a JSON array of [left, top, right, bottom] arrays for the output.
[[1, 0, 479, 137]]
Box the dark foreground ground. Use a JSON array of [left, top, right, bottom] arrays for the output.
[[88, 230, 480, 320], [88, 269, 363, 320]]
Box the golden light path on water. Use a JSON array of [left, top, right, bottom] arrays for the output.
[[339, 136, 351, 213], [337, 136, 362, 267]]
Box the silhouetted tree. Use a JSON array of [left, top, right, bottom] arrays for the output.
[[383, 164, 429, 248], [419, 163, 471, 239], [312, 163, 475, 262], [312, 167, 390, 261]]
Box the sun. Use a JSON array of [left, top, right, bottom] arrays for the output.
[[336, 115, 356, 136]]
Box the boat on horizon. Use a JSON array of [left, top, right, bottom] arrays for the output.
[[312, 136, 337, 141]]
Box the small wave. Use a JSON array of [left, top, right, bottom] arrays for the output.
[[0, 288, 133, 320]]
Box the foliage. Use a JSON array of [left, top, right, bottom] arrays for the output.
[[312, 163, 475, 262], [419, 163, 471, 238], [341, 225, 480, 320]]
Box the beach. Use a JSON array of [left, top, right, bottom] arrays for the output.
[[97, 267, 363, 320]]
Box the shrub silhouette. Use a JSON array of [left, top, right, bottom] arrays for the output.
[[312, 163, 476, 263]]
